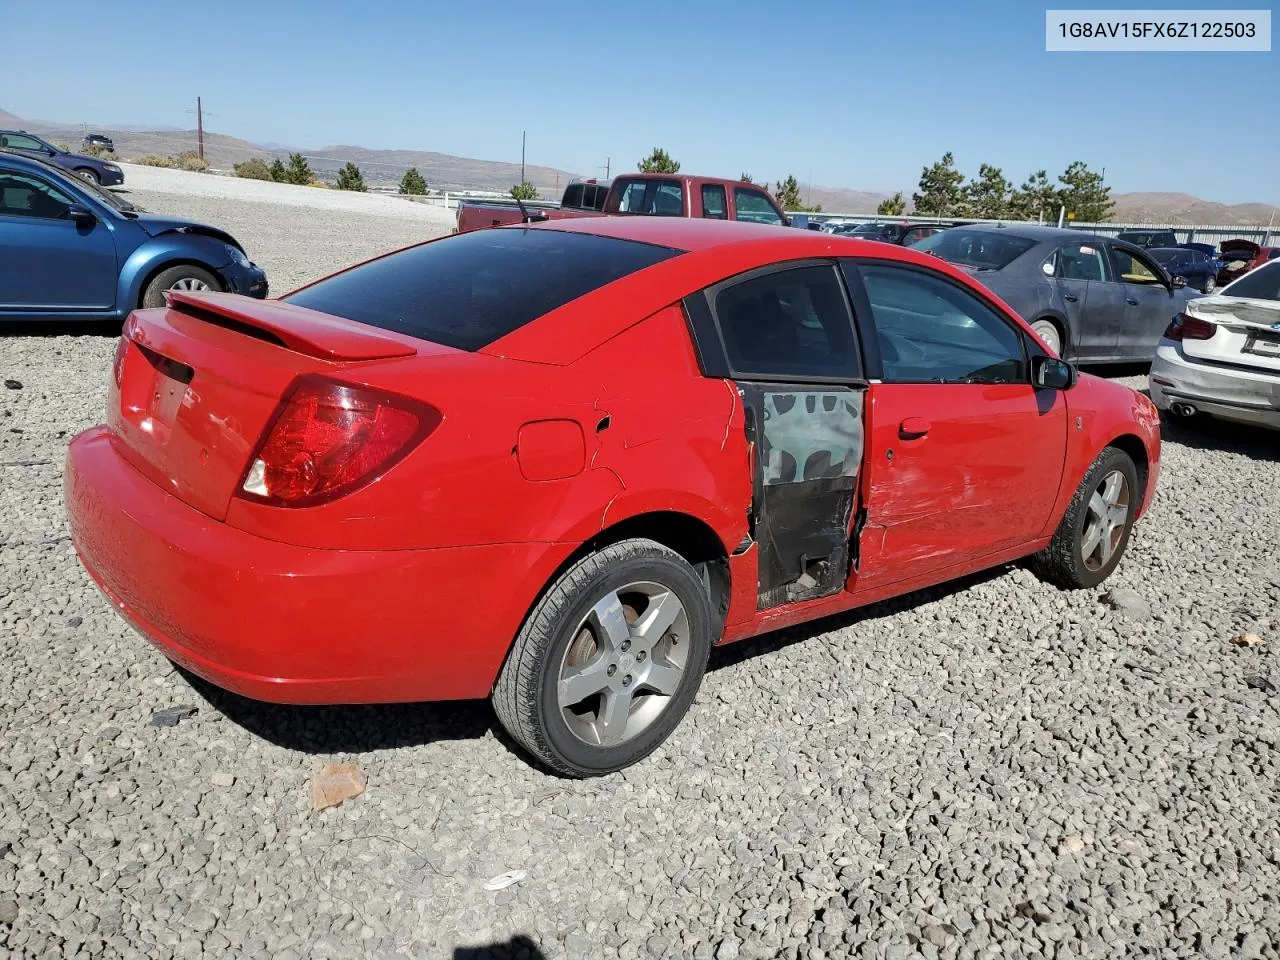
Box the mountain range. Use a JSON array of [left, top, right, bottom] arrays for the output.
[[3, 107, 1277, 225]]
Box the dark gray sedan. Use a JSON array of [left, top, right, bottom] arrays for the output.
[[912, 224, 1201, 362]]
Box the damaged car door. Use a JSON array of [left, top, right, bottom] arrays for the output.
[[843, 260, 1068, 586], [696, 261, 867, 610]]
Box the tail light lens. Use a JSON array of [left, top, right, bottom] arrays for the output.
[[1164, 313, 1217, 342], [239, 376, 441, 507]]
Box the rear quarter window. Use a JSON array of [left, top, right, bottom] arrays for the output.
[[285, 229, 681, 351]]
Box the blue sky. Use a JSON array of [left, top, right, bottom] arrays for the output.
[[3, 0, 1276, 202]]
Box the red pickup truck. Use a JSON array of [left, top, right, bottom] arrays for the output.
[[454, 173, 793, 234]]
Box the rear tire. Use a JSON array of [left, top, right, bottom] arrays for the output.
[[492, 539, 713, 777], [1030, 447, 1139, 589], [1031, 318, 1063, 356], [141, 265, 221, 309]]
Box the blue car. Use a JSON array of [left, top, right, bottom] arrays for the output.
[[1, 129, 125, 186], [1150, 247, 1220, 294], [0, 152, 267, 323]]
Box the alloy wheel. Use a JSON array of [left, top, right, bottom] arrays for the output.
[[557, 581, 690, 747], [1081, 469, 1130, 572], [169, 276, 211, 292]]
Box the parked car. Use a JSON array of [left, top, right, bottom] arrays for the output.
[[1150, 246, 1220, 293], [454, 173, 792, 234], [0, 129, 124, 186], [913, 224, 1200, 361], [1150, 259, 1280, 431], [82, 133, 115, 153], [1217, 239, 1279, 286], [830, 221, 952, 246], [1179, 241, 1219, 258], [1116, 229, 1179, 249], [0, 152, 266, 323], [65, 217, 1161, 776]]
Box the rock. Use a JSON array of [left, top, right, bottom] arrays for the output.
[[716, 936, 741, 960], [210, 771, 235, 788], [1231, 633, 1263, 647], [98, 727, 121, 741], [310, 763, 366, 812], [3, 379, 22, 390], [1100, 588, 1151, 620], [1244, 676, 1277, 695], [0, 899, 17, 924], [66, 616, 83, 628], [149, 705, 198, 727], [1059, 836, 1086, 855]]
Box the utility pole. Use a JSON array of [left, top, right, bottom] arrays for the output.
[[197, 97, 204, 161], [606, 156, 611, 179], [520, 130, 526, 185]]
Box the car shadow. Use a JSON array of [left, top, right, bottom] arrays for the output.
[[709, 566, 1007, 672], [4, 319, 117, 338], [1160, 414, 1280, 463], [453, 934, 547, 959], [174, 666, 495, 754]]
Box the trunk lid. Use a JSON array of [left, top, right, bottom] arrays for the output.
[[108, 292, 434, 521], [1182, 295, 1280, 373]]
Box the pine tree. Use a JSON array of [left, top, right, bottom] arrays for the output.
[[510, 181, 539, 201], [773, 174, 821, 212], [965, 163, 1012, 219], [1057, 161, 1114, 223], [268, 158, 287, 183], [285, 152, 313, 186], [740, 172, 754, 183], [637, 148, 680, 174], [399, 167, 427, 196], [913, 152, 968, 217], [876, 192, 906, 216], [1009, 170, 1062, 222], [335, 162, 367, 192]]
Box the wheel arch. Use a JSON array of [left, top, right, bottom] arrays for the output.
[[1105, 433, 1150, 512], [120, 251, 224, 311]]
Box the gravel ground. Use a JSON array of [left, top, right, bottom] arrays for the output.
[[2, 188, 1280, 959]]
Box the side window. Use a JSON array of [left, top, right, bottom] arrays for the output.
[[1057, 241, 1113, 282], [701, 184, 727, 219], [734, 188, 784, 226], [1, 133, 45, 151], [616, 180, 648, 213], [0, 172, 74, 220], [652, 181, 683, 216], [902, 227, 938, 246], [562, 184, 583, 208], [857, 263, 1027, 384], [615, 178, 683, 215], [712, 264, 860, 379], [1111, 246, 1164, 284]]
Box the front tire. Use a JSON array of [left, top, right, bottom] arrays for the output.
[[493, 539, 714, 777], [1031, 447, 1139, 589], [75, 168, 101, 185], [1031, 319, 1063, 356], [140, 265, 221, 309]]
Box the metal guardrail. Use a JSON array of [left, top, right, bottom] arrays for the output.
[[794, 211, 1275, 246]]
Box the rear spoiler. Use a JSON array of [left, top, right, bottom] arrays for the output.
[[161, 290, 417, 361]]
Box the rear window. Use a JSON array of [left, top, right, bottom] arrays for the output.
[[1221, 261, 1280, 301], [285, 228, 681, 350], [910, 228, 1039, 271]]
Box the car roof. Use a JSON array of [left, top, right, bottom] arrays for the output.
[[948, 222, 1103, 243], [0, 151, 67, 176]]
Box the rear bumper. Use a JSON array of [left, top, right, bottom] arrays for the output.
[[65, 427, 550, 704], [1149, 341, 1280, 431]]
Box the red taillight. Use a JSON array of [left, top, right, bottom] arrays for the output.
[[239, 376, 440, 507], [1164, 313, 1217, 342]]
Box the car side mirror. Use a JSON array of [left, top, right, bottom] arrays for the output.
[[67, 204, 96, 225], [1033, 354, 1076, 390], [1171, 274, 1187, 289]]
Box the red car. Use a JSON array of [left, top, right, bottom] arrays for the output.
[[65, 218, 1162, 777]]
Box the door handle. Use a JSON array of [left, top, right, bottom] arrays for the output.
[[1064, 294, 1079, 302], [899, 417, 931, 440], [1126, 297, 1139, 305]]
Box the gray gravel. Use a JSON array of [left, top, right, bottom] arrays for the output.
[[3, 187, 1280, 959]]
